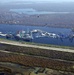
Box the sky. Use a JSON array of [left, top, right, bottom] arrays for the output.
[[0, 0, 74, 3]]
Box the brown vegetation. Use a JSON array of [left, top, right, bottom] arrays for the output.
[[0, 51, 74, 73], [0, 44, 74, 61]]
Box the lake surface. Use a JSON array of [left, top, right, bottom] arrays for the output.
[[0, 24, 74, 47]]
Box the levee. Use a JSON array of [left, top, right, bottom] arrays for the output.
[[0, 40, 74, 73]]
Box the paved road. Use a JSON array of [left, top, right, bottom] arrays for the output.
[[0, 40, 74, 53]]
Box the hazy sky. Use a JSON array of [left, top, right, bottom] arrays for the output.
[[0, 0, 74, 3]]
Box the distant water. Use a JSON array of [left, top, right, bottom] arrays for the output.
[[0, 73, 4, 75], [10, 8, 71, 15], [0, 24, 74, 47]]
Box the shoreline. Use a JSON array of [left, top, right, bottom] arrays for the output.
[[0, 38, 74, 50]]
